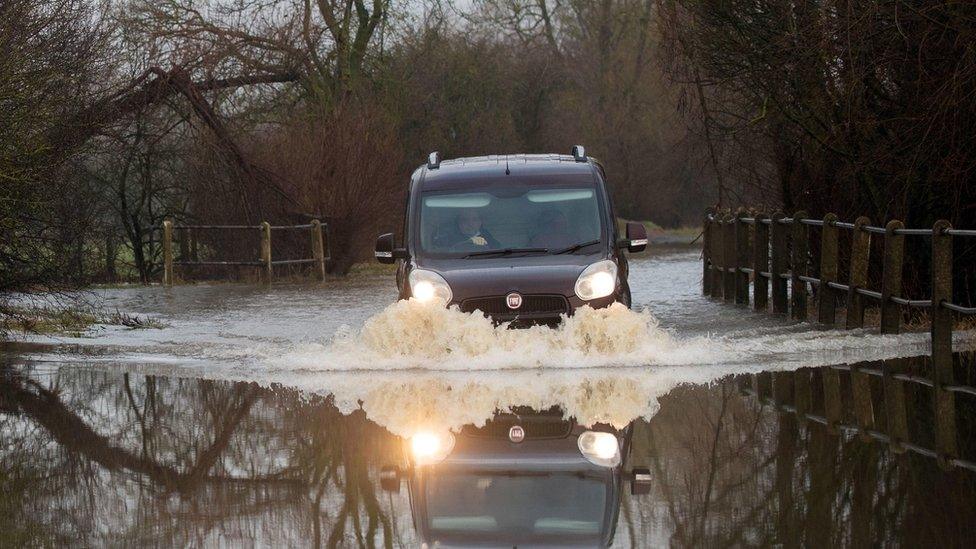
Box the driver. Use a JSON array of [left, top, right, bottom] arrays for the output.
[[434, 209, 500, 250]]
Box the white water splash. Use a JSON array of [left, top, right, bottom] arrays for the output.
[[263, 299, 724, 371], [274, 367, 718, 437]]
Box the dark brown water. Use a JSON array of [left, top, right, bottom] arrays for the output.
[[3, 352, 974, 547]]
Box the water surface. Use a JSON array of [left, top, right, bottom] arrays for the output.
[[3, 246, 975, 546], [2, 355, 974, 547], [7, 248, 957, 373]]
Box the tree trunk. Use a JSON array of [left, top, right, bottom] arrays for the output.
[[105, 235, 118, 282]]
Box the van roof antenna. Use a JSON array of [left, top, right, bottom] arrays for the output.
[[505, 159, 510, 175]]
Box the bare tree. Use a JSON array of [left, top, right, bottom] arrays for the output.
[[658, 0, 976, 298]]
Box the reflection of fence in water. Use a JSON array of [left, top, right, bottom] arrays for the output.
[[737, 354, 976, 472], [158, 220, 330, 285]]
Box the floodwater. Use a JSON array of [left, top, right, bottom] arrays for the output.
[[3, 247, 976, 547]]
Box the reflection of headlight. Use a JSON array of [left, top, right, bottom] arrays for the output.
[[409, 269, 452, 304], [574, 260, 617, 301], [410, 431, 456, 465], [578, 431, 621, 467]]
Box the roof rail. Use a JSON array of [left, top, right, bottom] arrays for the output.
[[427, 151, 441, 170], [571, 145, 587, 162]]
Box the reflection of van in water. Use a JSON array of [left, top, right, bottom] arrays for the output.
[[380, 410, 651, 547], [375, 146, 648, 325]]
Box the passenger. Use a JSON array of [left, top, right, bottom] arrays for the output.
[[434, 209, 501, 250], [530, 209, 575, 249]]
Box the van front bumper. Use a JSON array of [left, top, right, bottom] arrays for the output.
[[454, 293, 619, 326]]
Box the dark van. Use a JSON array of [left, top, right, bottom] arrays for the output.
[[379, 410, 652, 548], [375, 146, 648, 324]]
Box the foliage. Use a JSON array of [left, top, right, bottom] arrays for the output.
[[9, 0, 971, 297], [658, 0, 976, 301], [0, 0, 111, 295]]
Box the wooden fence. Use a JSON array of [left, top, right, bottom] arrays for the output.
[[160, 220, 330, 285], [702, 208, 975, 333], [736, 354, 976, 471], [703, 208, 976, 468]]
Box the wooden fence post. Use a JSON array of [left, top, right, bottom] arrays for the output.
[[794, 369, 812, 426], [850, 364, 876, 442], [822, 367, 843, 435], [735, 374, 752, 396], [756, 371, 773, 402], [791, 211, 809, 321], [707, 214, 717, 298], [723, 214, 736, 302], [178, 227, 189, 262], [771, 212, 789, 315], [260, 221, 272, 285], [748, 373, 760, 400], [772, 371, 793, 406], [880, 220, 905, 334], [189, 228, 199, 262], [311, 219, 327, 281], [753, 213, 770, 312], [883, 358, 909, 453], [162, 219, 173, 286], [818, 213, 839, 325], [931, 220, 957, 467], [711, 214, 724, 298], [735, 210, 750, 305], [703, 208, 714, 296], [846, 217, 872, 329], [322, 220, 333, 272]]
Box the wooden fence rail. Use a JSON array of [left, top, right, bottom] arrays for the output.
[[160, 219, 330, 286], [703, 208, 975, 466]]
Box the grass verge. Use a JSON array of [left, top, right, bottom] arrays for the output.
[[1, 306, 165, 337], [618, 219, 702, 244]]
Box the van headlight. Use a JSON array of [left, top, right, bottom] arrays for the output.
[[409, 269, 453, 304], [410, 431, 456, 465], [574, 260, 617, 301], [577, 431, 621, 467]]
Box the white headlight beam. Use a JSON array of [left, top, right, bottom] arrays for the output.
[[408, 269, 453, 304], [574, 260, 618, 301]]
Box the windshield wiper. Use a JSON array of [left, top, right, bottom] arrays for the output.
[[552, 239, 600, 255], [463, 247, 549, 259]]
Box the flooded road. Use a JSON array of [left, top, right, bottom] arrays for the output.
[[7, 247, 960, 372], [3, 246, 976, 546]]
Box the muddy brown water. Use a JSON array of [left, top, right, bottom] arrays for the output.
[[2, 246, 976, 547]]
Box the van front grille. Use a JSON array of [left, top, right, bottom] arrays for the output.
[[459, 294, 569, 317]]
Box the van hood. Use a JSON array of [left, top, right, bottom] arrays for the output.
[[417, 254, 603, 299]]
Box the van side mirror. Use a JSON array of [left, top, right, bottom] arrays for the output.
[[380, 465, 402, 493], [375, 233, 408, 264], [622, 222, 648, 253], [629, 467, 652, 495]]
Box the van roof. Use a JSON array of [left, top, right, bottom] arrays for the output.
[[418, 154, 600, 191]]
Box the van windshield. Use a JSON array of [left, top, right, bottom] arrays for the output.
[[423, 471, 608, 544], [418, 184, 605, 257]]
